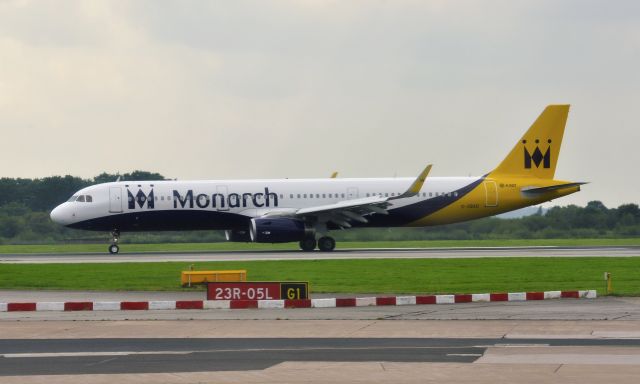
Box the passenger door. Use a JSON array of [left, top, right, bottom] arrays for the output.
[[483, 181, 498, 207], [109, 187, 123, 213]]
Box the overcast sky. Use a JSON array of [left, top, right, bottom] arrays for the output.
[[0, 0, 638, 207]]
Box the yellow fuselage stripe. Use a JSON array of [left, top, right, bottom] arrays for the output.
[[407, 176, 580, 227]]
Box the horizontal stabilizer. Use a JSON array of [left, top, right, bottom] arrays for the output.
[[521, 182, 587, 194]]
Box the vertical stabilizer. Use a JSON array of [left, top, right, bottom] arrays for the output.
[[491, 105, 569, 179]]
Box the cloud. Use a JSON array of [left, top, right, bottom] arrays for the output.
[[0, 0, 638, 207]]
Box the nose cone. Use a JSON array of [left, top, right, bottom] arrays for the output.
[[50, 204, 69, 226]]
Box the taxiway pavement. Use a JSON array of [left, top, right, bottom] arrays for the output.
[[1, 245, 639, 263]]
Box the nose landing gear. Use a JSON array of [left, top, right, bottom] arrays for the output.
[[109, 230, 120, 254]]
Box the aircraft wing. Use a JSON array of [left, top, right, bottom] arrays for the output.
[[289, 165, 432, 228]]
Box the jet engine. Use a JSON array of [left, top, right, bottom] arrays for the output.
[[249, 218, 311, 243]]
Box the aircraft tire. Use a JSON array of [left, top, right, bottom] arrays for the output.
[[299, 238, 317, 252], [318, 236, 336, 252], [109, 244, 120, 254]]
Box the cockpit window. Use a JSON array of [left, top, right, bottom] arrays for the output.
[[76, 195, 85, 202], [67, 195, 78, 202], [85, 195, 93, 203]]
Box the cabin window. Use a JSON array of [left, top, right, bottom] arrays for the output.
[[161, 196, 165, 201], [366, 193, 370, 197], [297, 194, 301, 198], [67, 195, 77, 202], [289, 194, 293, 199], [280, 194, 284, 199], [303, 194, 307, 198], [341, 193, 345, 198], [384, 193, 388, 197], [322, 194, 326, 198], [316, 194, 320, 198], [85, 195, 93, 203], [329, 193, 332, 198], [76, 195, 85, 202]]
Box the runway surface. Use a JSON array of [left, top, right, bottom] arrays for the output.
[[1, 245, 639, 263], [3, 246, 640, 382], [0, 338, 487, 375], [1, 334, 640, 377], [3, 300, 640, 382]]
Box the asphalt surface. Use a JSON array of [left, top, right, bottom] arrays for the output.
[[1, 337, 638, 376], [2, 246, 640, 381], [1, 245, 639, 263]]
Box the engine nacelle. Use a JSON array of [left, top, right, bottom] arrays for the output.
[[225, 229, 252, 242], [250, 218, 309, 243]]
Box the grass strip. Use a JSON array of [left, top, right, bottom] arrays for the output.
[[0, 257, 637, 296]]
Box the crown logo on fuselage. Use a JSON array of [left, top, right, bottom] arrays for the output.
[[128, 189, 154, 209], [523, 139, 551, 169]]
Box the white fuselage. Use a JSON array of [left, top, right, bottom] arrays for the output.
[[50, 177, 482, 231]]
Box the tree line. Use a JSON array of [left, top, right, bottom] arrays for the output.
[[0, 171, 638, 244]]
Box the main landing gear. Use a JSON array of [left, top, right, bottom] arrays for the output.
[[318, 236, 336, 252], [109, 229, 120, 254], [299, 238, 316, 252], [298, 236, 336, 252]]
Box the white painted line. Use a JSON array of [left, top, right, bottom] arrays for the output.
[[258, 300, 284, 309], [36, 302, 65, 311], [493, 343, 551, 347], [508, 292, 526, 301], [356, 297, 376, 307], [0, 303, 7, 312], [396, 296, 416, 306], [436, 295, 455, 304], [544, 291, 561, 299], [311, 298, 336, 308], [447, 353, 483, 357], [93, 301, 121, 311], [2, 351, 192, 358], [471, 293, 490, 302], [204, 300, 230, 309], [149, 301, 176, 310]]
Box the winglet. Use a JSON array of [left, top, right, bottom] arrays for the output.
[[330, 171, 338, 179], [392, 164, 432, 200]]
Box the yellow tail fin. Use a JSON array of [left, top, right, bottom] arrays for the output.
[[491, 105, 570, 179]]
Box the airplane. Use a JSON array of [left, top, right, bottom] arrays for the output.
[[50, 105, 584, 254]]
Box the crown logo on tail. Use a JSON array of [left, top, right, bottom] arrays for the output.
[[523, 139, 551, 169]]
